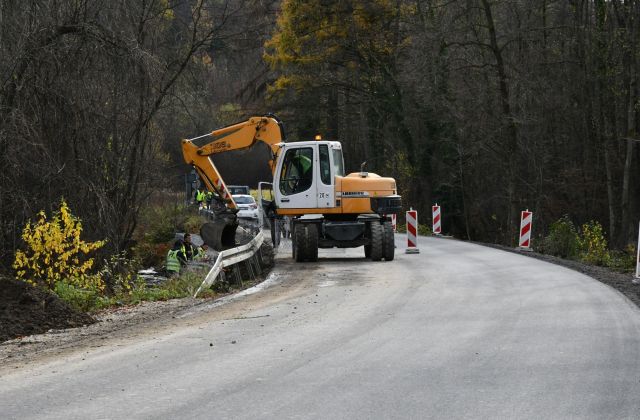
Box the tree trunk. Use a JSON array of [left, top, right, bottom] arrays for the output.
[[481, 0, 519, 244]]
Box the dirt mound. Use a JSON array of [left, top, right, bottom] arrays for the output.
[[0, 278, 94, 342]]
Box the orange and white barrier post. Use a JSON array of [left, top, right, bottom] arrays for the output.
[[391, 214, 397, 233], [518, 209, 533, 249], [406, 208, 420, 254], [432, 204, 442, 235]]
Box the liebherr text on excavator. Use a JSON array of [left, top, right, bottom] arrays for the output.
[[181, 115, 402, 262]]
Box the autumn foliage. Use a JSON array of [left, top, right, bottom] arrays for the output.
[[13, 200, 106, 291]]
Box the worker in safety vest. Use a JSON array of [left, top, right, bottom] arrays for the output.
[[291, 152, 313, 193], [183, 234, 210, 265], [183, 233, 199, 261], [194, 244, 209, 261], [166, 240, 186, 275], [205, 191, 213, 210], [183, 233, 209, 261], [195, 187, 206, 209]]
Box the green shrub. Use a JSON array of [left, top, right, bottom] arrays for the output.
[[100, 251, 142, 294], [182, 214, 207, 234], [138, 203, 189, 244], [418, 224, 432, 236], [542, 215, 580, 258], [391, 221, 430, 235], [606, 244, 636, 273], [128, 286, 172, 305], [54, 282, 103, 312], [162, 269, 210, 297], [578, 221, 610, 266]]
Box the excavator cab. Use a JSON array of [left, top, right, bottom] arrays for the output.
[[274, 141, 344, 210]]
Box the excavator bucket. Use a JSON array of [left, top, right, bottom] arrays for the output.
[[200, 214, 239, 251]]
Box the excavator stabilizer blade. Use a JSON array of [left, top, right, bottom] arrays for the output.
[[200, 216, 238, 251]]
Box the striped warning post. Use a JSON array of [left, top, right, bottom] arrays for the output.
[[432, 204, 441, 235], [405, 209, 420, 254], [519, 210, 533, 249], [391, 214, 397, 233]]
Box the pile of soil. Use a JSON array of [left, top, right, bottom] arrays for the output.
[[0, 278, 95, 342]]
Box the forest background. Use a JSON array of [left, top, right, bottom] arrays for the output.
[[1, 0, 639, 273]]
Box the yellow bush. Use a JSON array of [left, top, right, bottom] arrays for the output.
[[13, 200, 106, 291], [578, 221, 610, 266]]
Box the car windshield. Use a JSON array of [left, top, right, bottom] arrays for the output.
[[233, 196, 255, 204]]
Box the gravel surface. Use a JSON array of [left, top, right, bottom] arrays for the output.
[[0, 293, 204, 367]]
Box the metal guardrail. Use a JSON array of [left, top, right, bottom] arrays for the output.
[[194, 231, 265, 297]]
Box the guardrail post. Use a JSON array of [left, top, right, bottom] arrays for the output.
[[193, 231, 264, 297], [245, 259, 255, 281], [253, 255, 262, 275], [233, 265, 242, 286]]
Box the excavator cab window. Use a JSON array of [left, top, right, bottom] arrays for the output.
[[280, 147, 314, 196], [332, 147, 345, 177], [319, 145, 331, 185]]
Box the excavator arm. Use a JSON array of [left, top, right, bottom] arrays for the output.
[[181, 115, 285, 250], [181, 115, 285, 209]]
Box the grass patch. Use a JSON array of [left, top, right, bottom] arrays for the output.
[[55, 268, 217, 313]]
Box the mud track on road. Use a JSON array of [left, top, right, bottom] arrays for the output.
[[0, 260, 309, 374]]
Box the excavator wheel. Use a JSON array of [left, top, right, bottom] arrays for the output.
[[306, 224, 319, 262], [270, 216, 280, 248], [369, 222, 384, 261], [200, 215, 239, 251], [364, 244, 371, 258], [291, 224, 297, 259], [294, 223, 318, 262], [383, 222, 395, 261]]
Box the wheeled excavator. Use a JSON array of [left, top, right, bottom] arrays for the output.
[[181, 115, 402, 262]]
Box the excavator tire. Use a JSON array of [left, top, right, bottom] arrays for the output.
[[306, 224, 319, 262], [270, 217, 280, 248], [200, 217, 238, 251], [370, 222, 384, 261], [383, 222, 395, 261], [291, 223, 297, 259], [294, 223, 318, 262], [294, 225, 305, 261]]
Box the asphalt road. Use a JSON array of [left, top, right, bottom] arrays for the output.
[[2, 236, 640, 419]]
